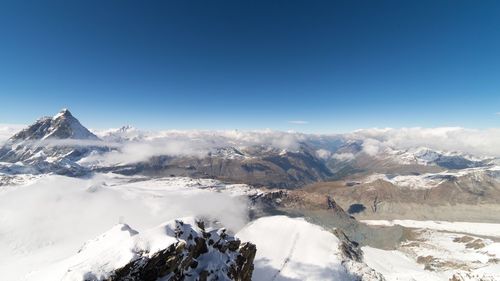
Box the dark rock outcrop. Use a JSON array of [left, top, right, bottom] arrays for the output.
[[334, 228, 363, 263], [333, 228, 387, 281], [107, 220, 256, 281]]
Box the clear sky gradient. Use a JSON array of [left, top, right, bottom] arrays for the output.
[[0, 0, 499, 132]]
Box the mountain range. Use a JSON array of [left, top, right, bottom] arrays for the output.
[[2, 109, 500, 280], [2, 109, 500, 224]]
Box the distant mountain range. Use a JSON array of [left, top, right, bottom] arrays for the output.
[[1, 109, 498, 190]]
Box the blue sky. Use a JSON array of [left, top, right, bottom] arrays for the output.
[[0, 0, 499, 132]]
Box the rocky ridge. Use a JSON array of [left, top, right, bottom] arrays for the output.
[[108, 220, 256, 281]]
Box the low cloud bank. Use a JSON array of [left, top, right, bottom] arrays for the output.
[[97, 127, 500, 164], [351, 127, 500, 157], [0, 124, 26, 143], [88, 130, 307, 165], [3, 125, 500, 163], [0, 175, 249, 280]]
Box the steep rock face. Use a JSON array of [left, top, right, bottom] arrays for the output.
[[327, 195, 356, 222], [333, 229, 363, 262], [108, 220, 256, 281], [334, 228, 386, 281]]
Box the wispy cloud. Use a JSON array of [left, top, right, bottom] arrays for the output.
[[82, 130, 306, 165], [495, 112, 500, 116], [0, 124, 26, 143], [288, 120, 309, 125]]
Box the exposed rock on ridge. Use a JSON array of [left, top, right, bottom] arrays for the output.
[[108, 220, 256, 281]]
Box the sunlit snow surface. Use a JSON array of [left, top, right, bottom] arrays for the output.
[[237, 216, 354, 281], [362, 165, 500, 189], [363, 247, 447, 281], [362, 220, 500, 281]]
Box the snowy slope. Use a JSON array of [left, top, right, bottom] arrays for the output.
[[363, 165, 500, 189], [27, 217, 254, 281], [362, 219, 500, 280], [363, 247, 447, 281], [387, 147, 489, 168], [27, 223, 141, 281], [94, 125, 145, 142], [363, 227, 500, 281], [236, 216, 380, 281]]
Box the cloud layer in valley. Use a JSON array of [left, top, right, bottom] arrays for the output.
[[0, 124, 26, 143], [4, 124, 500, 164], [0, 175, 249, 280], [85, 129, 307, 165], [351, 127, 500, 157]]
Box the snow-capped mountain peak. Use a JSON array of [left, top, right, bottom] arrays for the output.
[[97, 125, 144, 142], [44, 108, 99, 140], [9, 108, 99, 142], [52, 108, 71, 120], [0, 109, 104, 176]]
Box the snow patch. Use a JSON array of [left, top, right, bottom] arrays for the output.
[[237, 216, 356, 281]]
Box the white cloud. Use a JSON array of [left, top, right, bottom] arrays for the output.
[[361, 138, 381, 156], [0, 124, 26, 143], [82, 130, 306, 165], [315, 149, 332, 159], [5, 124, 500, 162], [0, 174, 250, 280], [351, 127, 500, 157], [288, 120, 309, 125], [331, 152, 355, 161], [85, 140, 210, 165]]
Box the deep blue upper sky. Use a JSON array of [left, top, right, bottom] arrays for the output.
[[0, 0, 499, 132]]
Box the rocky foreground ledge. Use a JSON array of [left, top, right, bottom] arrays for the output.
[[27, 218, 256, 281], [108, 220, 256, 281]]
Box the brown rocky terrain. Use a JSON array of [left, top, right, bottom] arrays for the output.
[[105, 147, 333, 189]]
